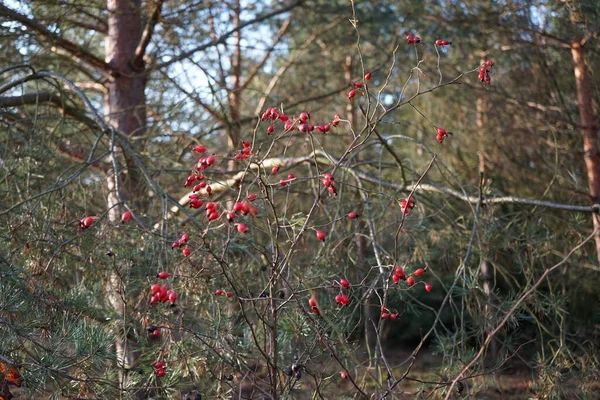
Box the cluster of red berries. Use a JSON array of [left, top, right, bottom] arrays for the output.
[[380, 306, 399, 320], [435, 39, 452, 46], [436, 127, 453, 143], [347, 72, 371, 100], [399, 197, 416, 215], [234, 141, 252, 161], [261, 109, 344, 136], [214, 289, 233, 298], [184, 145, 216, 187], [261, 107, 288, 122], [391, 266, 433, 292], [479, 60, 494, 85], [322, 173, 337, 197], [153, 361, 166, 377], [335, 278, 350, 306], [204, 201, 220, 221], [150, 281, 177, 305], [172, 233, 191, 257], [391, 266, 406, 284], [279, 173, 295, 187]]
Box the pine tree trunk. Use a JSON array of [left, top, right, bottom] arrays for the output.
[[104, 0, 146, 391], [571, 43, 600, 265]]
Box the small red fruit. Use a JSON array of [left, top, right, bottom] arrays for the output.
[[407, 276, 415, 286], [182, 248, 191, 257], [157, 271, 171, 279], [308, 297, 317, 307], [395, 267, 406, 280], [414, 268, 425, 276], [287, 173, 295, 180], [150, 295, 159, 304], [272, 165, 280, 174], [311, 306, 320, 315], [156, 368, 165, 377], [299, 111, 310, 122], [180, 233, 190, 243], [193, 145, 206, 154], [215, 289, 223, 296], [284, 120, 294, 130], [390, 313, 398, 320], [392, 274, 400, 284], [208, 211, 219, 221], [279, 114, 289, 122], [365, 72, 371, 81], [168, 291, 177, 303], [237, 223, 248, 234], [332, 113, 341, 126], [381, 312, 389, 319], [206, 154, 216, 165], [353, 82, 364, 89], [154, 361, 165, 369], [486, 60, 494, 67], [340, 371, 348, 379], [340, 278, 350, 289], [424, 283, 433, 292], [226, 292, 233, 298], [153, 329, 160, 337], [315, 230, 325, 241], [81, 216, 94, 228], [267, 125, 275, 134], [121, 210, 132, 223], [348, 89, 356, 99], [248, 193, 257, 201], [436, 127, 449, 143], [347, 211, 357, 219], [151, 283, 161, 294]]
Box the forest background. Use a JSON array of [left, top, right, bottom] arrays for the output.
[[0, 0, 599, 399]]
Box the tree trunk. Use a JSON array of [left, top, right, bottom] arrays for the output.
[[571, 43, 600, 264], [104, 0, 146, 390], [476, 51, 498, 366], [105, 0, 146, 220]]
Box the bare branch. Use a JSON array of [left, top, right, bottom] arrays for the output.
[[152, 0, 305, 72], [133, 0, 166, 68], [239, 19, 291, 92], [445, 230, 597, 398], [0, 4, 112, 75]]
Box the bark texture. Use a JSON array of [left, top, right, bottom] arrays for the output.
[[571, 43, 600, 264]]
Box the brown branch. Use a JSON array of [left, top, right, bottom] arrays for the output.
[[0, 4, 111, 74], [63, 16, 108, 33], [239, 19, 291, 92], [152, 0, 305, 72], [133, 0, 166, 68]]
